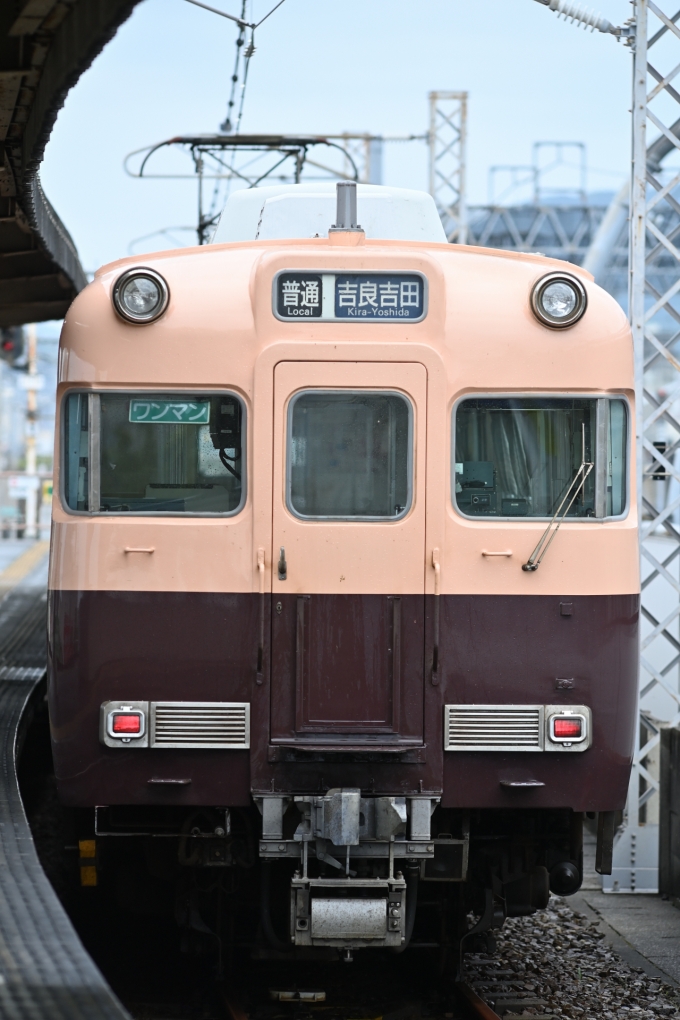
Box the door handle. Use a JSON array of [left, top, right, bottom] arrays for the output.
[[278, 546, 287, 581]]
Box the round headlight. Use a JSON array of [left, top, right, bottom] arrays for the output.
[[530, 272, 587, 329], [113, 268, 169, 324]]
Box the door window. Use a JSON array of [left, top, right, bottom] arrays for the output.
[[62, 392, 245, 515], [287, 390, 412, 520]]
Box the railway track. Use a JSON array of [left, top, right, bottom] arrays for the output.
[[457, 903, 680, 1020], [459, 974, 552, 1018]]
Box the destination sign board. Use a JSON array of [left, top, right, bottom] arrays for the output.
[[274, 271, 427, 323]]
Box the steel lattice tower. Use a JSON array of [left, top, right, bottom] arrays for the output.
[[469, 0, 680, 892], [603, 0, 680, 893], [428, 91, 468, 244]]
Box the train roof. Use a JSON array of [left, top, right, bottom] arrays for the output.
[[211, 183, 448, 244], [96, 183, 595, 282]]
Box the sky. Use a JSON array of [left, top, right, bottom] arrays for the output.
[[40, 0, 637, 275]]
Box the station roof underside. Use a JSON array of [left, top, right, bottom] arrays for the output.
[[0, 0, 141, 327]]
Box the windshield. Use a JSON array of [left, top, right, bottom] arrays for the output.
[[454, 397, 627, 519], [63, 392, 244, 514]]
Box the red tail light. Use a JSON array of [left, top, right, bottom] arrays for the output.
[[553, 717, 582, 739], [112, 713, 142, 734]]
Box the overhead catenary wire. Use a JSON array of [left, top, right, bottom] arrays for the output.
[[183, 0, 286, 30], [221, 0, 248, 134], [216, 0, 251, 231], [139, 1, 433, 245], [184, 0, 249, 27], [216, 0, 286, 225], [232, 22, 255, 135], [182, 0, 288, 132], [182, 0, 291, 234], [252, 0, 286, 29]]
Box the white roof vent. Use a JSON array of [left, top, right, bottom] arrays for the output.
[[211, 182, 447, 244]]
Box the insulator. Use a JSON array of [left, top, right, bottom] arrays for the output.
[[545, 0, 615, 33]]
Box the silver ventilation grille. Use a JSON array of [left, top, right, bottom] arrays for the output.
[[150, 702, 250, 749], [444, 705, 543, 752]]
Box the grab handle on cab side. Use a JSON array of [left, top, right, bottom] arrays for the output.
[[431, 548, 440, 685], [256, 548, 265, 685]]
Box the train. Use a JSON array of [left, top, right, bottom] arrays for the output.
[[47, 180, 639, 966]]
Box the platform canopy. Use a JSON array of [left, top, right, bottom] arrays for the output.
[[0, 0, 141, 327]]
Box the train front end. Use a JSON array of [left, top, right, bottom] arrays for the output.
[[48, 182, 638, 960]]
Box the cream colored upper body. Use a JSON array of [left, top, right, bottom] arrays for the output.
[[50, 229, 637, 598]]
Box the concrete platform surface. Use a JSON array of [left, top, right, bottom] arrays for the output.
[[568, 828, 680, 987]]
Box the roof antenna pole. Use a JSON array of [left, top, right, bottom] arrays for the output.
[[330, 182, 363, 234]]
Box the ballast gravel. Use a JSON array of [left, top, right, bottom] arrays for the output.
[[465, 896, 680, 1019]]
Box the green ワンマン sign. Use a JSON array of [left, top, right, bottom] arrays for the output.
[[129, 400, 210, 424]]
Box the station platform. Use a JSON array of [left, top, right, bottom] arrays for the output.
[[0, 539, 130, 1019], [0, 539, 49, 588], [571, 828, 680, 987]]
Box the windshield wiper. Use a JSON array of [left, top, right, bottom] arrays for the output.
[[522, 424, 594, 572]]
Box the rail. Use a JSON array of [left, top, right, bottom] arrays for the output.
[[459, 952, 562, 1017], [456, 982, 502, 1019]]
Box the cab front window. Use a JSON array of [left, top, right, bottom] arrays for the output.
[[453, 396, 627, 519], [63, 392, 245, 515]]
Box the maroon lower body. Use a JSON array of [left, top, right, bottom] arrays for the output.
[[47, 589, 639, 812]]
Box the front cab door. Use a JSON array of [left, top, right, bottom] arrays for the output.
[[270, 361, 427, 748]]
